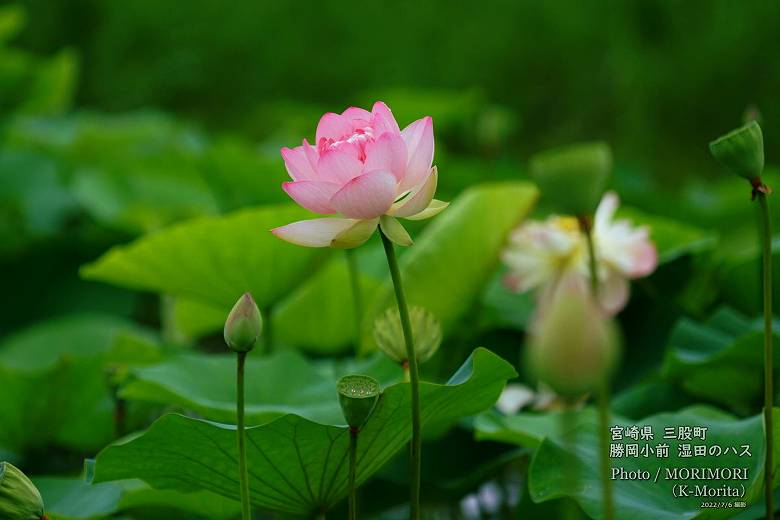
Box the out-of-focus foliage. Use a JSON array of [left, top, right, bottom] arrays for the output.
[[35, 477, 242, 520], [80, 204, 327, 310], [477, 406, 775, 520], [0, 315, 161, 458], [14, 1, 780, 178], [2, 1, 780, 518]]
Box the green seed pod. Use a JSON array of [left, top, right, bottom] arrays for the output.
[[373, 306, 442, 364], [337, 375, 380, 429], [527, 279, 619, 397], [709, 121, 764, 181], [0, 462, 46, 520], [529, 141, 612, 217], [224, 293, 263, 353]]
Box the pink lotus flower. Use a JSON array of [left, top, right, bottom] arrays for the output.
[[271, 102, 447, 248]]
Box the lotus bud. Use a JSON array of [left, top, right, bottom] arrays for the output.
[[527, 277, 619, 397], [224, 293, 263, 353], [373, 306, 442, 364], [709, 121, 765, 185], [337, 375, 380, 430], [0, 462, 46, 520], [529, 141, 612, 217]]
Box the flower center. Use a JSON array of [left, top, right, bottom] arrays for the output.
[[318, 126, 375, 161]]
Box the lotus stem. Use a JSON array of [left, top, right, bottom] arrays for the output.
[[596, 380, 614, 520], [348, 428, 359, 520], [581, 219, 614, 520], [236, 351, 251, 520], [379, 228, 422, 520], [345, 249, 364, 352], [759, 192, 774, 519], [560, 401, 580, 520]]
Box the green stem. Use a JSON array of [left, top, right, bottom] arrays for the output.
[[348, 429, 358, 520], [582, 222, 614, 520], [236, 351, 251, 520], [379, 229, 421, 520], [560, 401, 580, 520], [759, 192, 774, 520], [345, 249, 364, 353], [597, 380, 614, 520], [583, 218, 599, 297]]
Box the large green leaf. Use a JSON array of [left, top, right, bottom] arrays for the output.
[[0, 315, 161, 454], [477, 406, 775, 519], [7, 112, 218, 233], [169, 253, 383, 353], [167, 296, 228, 341], [0, 148, 78, 255], [0, 313, 159, 371], [612, 380, 699, 420], [0, 361, 112, 455], [81, 204, 328, 310], [475, 408, 572, 449], [273, 254, 382, 355], [35, 476, 240, 520], [661, 307, 778, 413], [360, 181, 538, 352], [92, 348, 516, 515], [119, 350, 398, 425]]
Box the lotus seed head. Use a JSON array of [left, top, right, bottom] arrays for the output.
[[337, 374, 381, 429]]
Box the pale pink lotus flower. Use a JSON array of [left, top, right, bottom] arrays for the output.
[[502, 191, 657, 315], [271, 102, 448, 248]]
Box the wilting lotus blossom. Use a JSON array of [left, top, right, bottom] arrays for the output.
[[502, 191, 657, 315], [271, 102, 447, 248]]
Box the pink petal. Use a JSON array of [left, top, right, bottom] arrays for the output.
[[342, 107, 372, 125], [282, 180, 341, 214], [400, 116, 434, 191], [388, 166, 437, 217], [302, 138, 319, 172], [599, 272, 629, 316], [326, 139, 362, 161], [371, 101, 401, 136], [330, 169, 397, 219], [316, 112, 352, 142], [363, 132, 407, 181], [281, 145, 317, 181], [628, 240, 658, 278], [271, 218, 357, 248], [317, 149, 364, 184]]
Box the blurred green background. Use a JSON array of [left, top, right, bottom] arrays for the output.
[[2, 1, 780, 518], [8, 0, 780, 175], [1, 2, 777, 330]]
